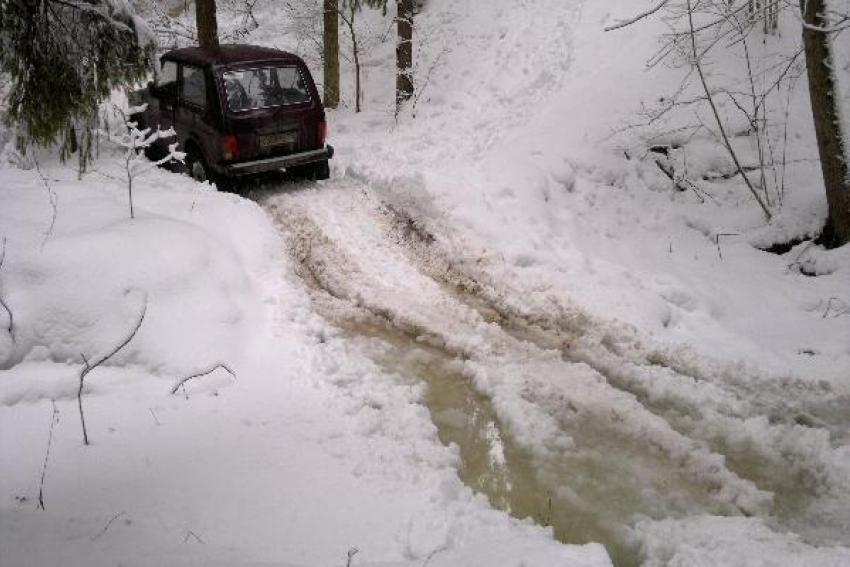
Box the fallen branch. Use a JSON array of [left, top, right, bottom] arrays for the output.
[[170, 363, 236, 396], [654, 157, 691, 193], [701, 165, 762, 181], [822, 297, 850, 318], [422, 545, 448, 567], [91, 511, 126, 541], [715, 232, 739, 260], [183, 530, 205, 544], [78, 294, 148, 445]]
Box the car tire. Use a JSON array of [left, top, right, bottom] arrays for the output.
[[290, 160, 330, 181], [314, 159, 330, 181], [186, 147, 214, 185]]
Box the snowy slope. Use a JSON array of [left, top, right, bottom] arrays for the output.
[[323, 0, 850, 382], [284, 0, 850, 563]]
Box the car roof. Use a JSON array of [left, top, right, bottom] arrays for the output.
[[163, 44, 303, 67]]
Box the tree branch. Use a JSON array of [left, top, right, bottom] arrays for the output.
[[78, 293, 148, 445], [170, 363, 236, 395], [605, 0, 672, 32], [686, 0, 771, 220]]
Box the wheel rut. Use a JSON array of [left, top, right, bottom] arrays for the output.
[[255, 182, 850, 565]]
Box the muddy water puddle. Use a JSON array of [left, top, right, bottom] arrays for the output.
[[329, 317, 708, 567], [418, 272, 850, 548]]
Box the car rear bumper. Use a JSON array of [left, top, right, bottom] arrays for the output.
[[220, 145, 334, 176]]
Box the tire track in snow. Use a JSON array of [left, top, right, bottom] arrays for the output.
[[257, 183, 779, 565], [376, 194, 850, 548]]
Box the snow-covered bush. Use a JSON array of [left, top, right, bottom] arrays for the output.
[[101, 103, 185, 219]]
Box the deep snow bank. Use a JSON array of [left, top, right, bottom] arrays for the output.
[[0, 167, 266, 379]]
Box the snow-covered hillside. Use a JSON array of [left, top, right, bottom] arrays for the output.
[[1, 1, 849, 567]]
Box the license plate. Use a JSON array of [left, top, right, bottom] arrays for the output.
[[260, 131, 296, 147]]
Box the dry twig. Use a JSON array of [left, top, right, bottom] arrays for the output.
[[170, 363, 236, 396], [0, 237, 14, 343], [78, 294, 148, 445], [37, 401, 59, 510]]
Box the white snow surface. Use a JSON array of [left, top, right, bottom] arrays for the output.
[[2, 0, 850, 566], [0, 154, 606, 567]]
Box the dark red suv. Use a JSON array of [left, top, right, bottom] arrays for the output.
[[132, 45, 333, 182]]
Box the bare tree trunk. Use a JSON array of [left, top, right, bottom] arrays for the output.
[[340, 7, 361, 113], [323, 0, 340, 108], [196, 0, 219, 48], [801, 0, 850, 247], [395, 0, 414, 113]]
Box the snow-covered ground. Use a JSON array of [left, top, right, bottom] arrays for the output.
[[2, 1, 850, 566], [0, 154, 605, 567]]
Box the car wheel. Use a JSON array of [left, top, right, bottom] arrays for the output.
[[290, 160, 330, 181], [314, 159, 330, 181], [186, 148, 212, 184]]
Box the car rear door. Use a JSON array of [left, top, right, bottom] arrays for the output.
[[221, 64, 319, 161], [176, 63, 219, 161]]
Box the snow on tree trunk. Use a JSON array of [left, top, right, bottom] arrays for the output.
[[395, 0, 414, 112], [801, 0, 850, 247]]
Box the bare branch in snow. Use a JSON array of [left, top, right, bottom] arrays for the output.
[[78, 292, 148, 445], [37, 401, 59, 511], [90, 512, 126, 541], [686, 0, 771, 220], [822, 297, 850, 318], [0, 237, 14, 344], [170, 364, 236, 396], [346, 547, 359, 567], [183, 530, 205, 544], [715, 233, 739, 260], [33, 159, 59, 248]]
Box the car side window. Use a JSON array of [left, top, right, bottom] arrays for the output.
[[181, 65, 207, 109], [158, 60, 178, 98]]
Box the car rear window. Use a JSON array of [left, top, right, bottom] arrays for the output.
[[222, 66, 311, 112], [182, 65, 206, 108]]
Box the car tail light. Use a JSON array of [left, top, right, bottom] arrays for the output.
[[317, 120, 327, 147], [222, 135, 238, 160]]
